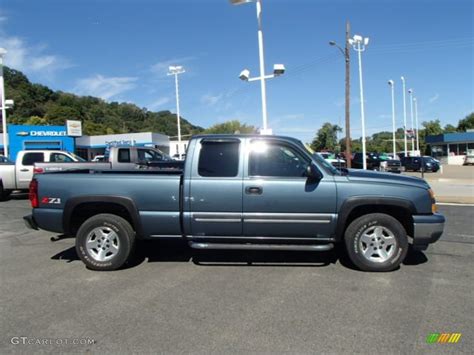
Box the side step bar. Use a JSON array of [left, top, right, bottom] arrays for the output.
[[188, 242, 334, 252]]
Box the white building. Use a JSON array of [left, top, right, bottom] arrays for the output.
[[169, 140, 189, 158]]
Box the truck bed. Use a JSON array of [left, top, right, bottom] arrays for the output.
[[33, 171, 183, 237]]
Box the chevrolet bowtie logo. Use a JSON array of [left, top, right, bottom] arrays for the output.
[[16, 131, 30, 136]]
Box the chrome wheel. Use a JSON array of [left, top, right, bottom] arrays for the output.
[[86, 227, 120, 262], [359, 226, 397, 263]]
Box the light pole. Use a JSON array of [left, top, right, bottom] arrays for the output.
[[408, 88, 415, 153], [388, 80, 397, 158], [167, 65, 185, 156], [231, 0, 284, 135], [329, 20, 351, 168], [349, 34, 370, 170], [414, 97, 420, 152], [401, 76, 408, 156], [0, 48, 8, 158]]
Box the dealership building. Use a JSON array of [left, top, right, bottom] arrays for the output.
[[426, 131, 474, 165], [0, 124, 172, 161]]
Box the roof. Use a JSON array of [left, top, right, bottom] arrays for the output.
[[192, 134, 302, 144], [425, 132, 474, 144]]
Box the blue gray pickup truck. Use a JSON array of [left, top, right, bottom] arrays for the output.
[[24, 134, 445, 272]]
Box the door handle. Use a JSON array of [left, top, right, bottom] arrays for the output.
[[245, 186, 263, 195], [20, 169, 29, 172]]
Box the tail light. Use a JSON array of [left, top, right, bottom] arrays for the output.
[[33, 167, 44, 174], [29, 179, 39, 208]]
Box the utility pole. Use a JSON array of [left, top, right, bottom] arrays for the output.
[[344, 21, 351, 168], [329, 21, 351, 167]]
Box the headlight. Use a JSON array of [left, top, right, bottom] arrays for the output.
[[428, 189, 437, 213]]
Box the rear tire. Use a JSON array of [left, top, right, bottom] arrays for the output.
[[76, 214, 136, 271], [0, 183, 12, 201], [344, 213, 408, 272]]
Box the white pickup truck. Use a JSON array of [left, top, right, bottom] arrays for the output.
[[0, 150, 83, 200]]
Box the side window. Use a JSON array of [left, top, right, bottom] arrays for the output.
[[198, 141, 240, 177], [50, 153, 73, 163], [118, 149, 131, 163], [249, 141, 309, 177], [22, 152, 44, 166]]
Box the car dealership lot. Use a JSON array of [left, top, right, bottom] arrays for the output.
[[1, 197, 472, 353]]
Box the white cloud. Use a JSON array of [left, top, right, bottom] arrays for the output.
[[74, 75, 138, 100], [0, 14, 70, 77], [201, 93, 223, 106], [150, 56, 196, 76], [429, 93, 440, 103], [148, 96, 171, 110]]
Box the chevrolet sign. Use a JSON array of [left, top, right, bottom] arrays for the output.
[[30, 131, 67, 137], [16, 131, 30, 137]]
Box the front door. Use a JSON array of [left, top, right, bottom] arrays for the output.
[[188, 138, 243, 236], [243, 139, 337, 238]]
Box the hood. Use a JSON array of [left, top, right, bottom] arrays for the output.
[[346, 169, 429, 189]]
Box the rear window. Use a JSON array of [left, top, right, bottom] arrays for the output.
[[198, 141, 240, 177], [22, 152, 44, 166], [118, 149, 131, 163]]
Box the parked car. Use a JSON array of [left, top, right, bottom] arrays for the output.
[[463, 149, 474, 165], [25, 134, 444, 272], [34, 146, 183, 174], [401, 156, 440, 172], [0, 150, 84, 199], [352, 152, 401, 173], [316, 152, 346, 169]]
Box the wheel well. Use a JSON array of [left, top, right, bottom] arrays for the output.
[[69, 202, 135, 236], [341, 205, 414, 238]]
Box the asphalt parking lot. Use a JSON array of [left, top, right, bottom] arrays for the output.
[[0, 196, 472, 354]]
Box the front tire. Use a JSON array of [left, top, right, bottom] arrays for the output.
[[76, 214, 136, 271], [344, 213, 408, 272]]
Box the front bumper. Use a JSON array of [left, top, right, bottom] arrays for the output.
[[24, 214, 39, 230], [412, 213, 445, 250]]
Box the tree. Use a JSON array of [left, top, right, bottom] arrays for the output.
[[422, 119, 444, 136], [204, 120, 257, 134], [443, 124, 457, 133], [457, 112, 474, 132], [310, 122, 342, 151]]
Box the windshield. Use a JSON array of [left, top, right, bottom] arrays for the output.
[[300, 142, 340, 175], [69, 152, 86, 162]]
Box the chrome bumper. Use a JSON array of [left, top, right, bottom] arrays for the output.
[[412, 213, 445, 250]]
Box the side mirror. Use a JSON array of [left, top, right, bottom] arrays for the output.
[[306, 164, 322, 181]]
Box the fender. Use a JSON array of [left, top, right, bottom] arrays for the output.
[[335, 196, 417, 240], [63, 195, 144, 238]]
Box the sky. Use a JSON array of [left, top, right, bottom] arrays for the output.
[[0, 0, 473, 142]]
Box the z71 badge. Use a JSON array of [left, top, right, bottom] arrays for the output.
[[41, 197, 61, 205]]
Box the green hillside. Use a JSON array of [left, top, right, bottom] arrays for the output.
[[2, 67, 204, 136]]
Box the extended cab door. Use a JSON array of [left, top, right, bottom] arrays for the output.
[[16, 152, 44, 189], [242, 139, 337, 239], [187, 138, 243, 236]]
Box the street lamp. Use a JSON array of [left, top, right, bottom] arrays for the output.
[[388, 80, 397, 159], [400, 76, 408, 156], [231, 0, 284, 135], [408, 88, 415, 153], [329, 21, 352, 168], [414, 97, 420, 152], [0, 48, 8, 158], [167, 65, 185, 156], [349, 34, 370, 169]]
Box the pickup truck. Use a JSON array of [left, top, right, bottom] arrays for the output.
[[0, 150, 83, 200], [34, 146, 183, 174], [24, 134, 445, 272]]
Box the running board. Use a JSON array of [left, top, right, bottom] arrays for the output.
[[188, 242, 334, 251]]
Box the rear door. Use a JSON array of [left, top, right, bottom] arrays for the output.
[[188, 138, 243, 236], [242, 139, 337, 238], [17, 152, 44, 189]]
